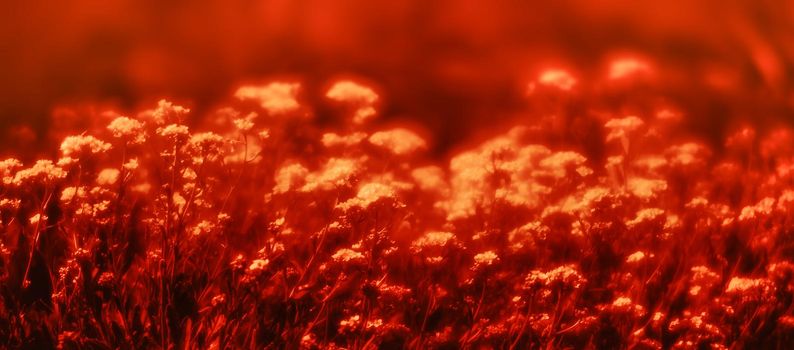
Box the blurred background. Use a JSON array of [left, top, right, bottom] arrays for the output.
[[2, 0, 794, 154]]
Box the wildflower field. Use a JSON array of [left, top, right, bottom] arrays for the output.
[[2, 64, 794, 349]]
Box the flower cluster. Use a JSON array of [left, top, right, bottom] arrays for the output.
[[2, 70, 794, 349]]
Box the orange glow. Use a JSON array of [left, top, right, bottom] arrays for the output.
[[2, 1, 794, 349]]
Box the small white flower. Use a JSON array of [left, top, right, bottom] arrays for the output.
[[107, 116, 146, 143]]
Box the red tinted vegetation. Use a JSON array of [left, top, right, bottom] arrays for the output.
[[2, 69, 794, 349]]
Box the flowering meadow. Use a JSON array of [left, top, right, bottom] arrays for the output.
[[2, 63, 794, 349]]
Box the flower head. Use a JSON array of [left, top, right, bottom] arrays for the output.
[[247, 259, 270, 275], [605, 115, 645, 142], [625, 251, 647, 264], [525, 264, 586, 291], [156, 124, 189, 142], [301, 158, 362, 192], [331, 248, 366, 263], [188, 132, 226, 162], [725, 277, 771, 295], [326, 80, 378, 105], [535, 69, 577, 91], [273, 162, 309, 194], [368, 128, 427, 156], [13, 160, 66, 186], [337, 182, 398, 211], [96, 168, 120, 186], [148, 99, 190, 125], [321, 132, 367, 148], [326, 80, 379, 124], [235, 82, 302, 116], [608, 58, 652, 80], [107, 116, 146, 143], [60, 135, 111, 157], [0, 158, 22, 185], [473, 251, 499, 269], [626, 177, 668, 199], [412, 231, 456, 250]]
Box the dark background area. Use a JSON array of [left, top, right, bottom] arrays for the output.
[[2, 0, 794, 155]]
